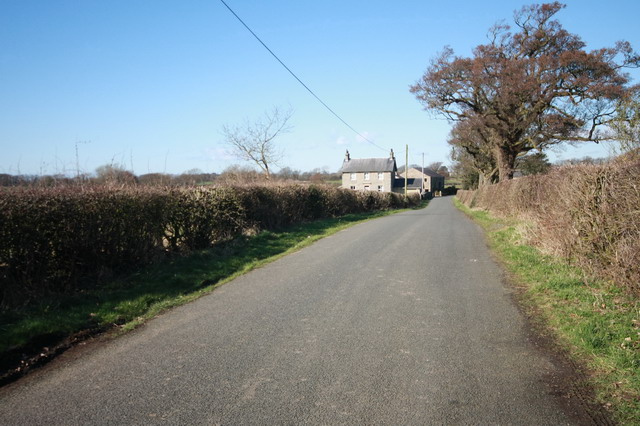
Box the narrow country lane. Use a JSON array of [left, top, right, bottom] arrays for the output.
[[0, 198, 587, 424]]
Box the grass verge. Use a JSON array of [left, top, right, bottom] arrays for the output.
[[1, 205, 422, 383], [454, 199, 640, 425]]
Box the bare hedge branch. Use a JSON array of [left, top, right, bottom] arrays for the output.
[[456, 157, 640, 294]]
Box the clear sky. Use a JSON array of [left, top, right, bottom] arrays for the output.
[[1, 0, 639, 176]]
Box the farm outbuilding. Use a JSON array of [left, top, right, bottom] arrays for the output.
[[398, 167, 445, 195]]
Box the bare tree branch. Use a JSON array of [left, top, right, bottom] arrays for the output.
[[221, 106, 293, 179]]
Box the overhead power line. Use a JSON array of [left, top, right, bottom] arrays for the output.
[[219, 0, 385, 151]]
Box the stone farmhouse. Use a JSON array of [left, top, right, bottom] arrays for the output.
[[340, 150, 424, 196]]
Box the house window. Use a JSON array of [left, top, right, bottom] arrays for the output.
[[378, 172, 384, 180], [364, 185, 371, 191], [364, 172, 370, 180], [377, 185, 384, 192], [350, 173, 356, 181], [350, 185, 356, 190]]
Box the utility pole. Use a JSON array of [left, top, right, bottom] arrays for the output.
[[404, 144, 408, 197], [75, 140, 91, 179], [421, 152, 425, 195], [75, 142, 80, 178]]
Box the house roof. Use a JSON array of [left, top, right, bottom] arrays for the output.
[[409, 167, 443, 178], [340, 158, 397, 173], [394, 177, 422, 189]]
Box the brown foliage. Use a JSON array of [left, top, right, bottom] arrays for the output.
[[456, 158, 640, 294]]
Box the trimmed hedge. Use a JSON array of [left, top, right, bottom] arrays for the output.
[[456, 158, 640, 295], [0, 184, 418, 308]]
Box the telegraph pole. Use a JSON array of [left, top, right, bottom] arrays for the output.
[[75, 142, 80, 178], [75, 140, 91, 180], [421, 152, 425, 195], [404, 144, 408, 197]]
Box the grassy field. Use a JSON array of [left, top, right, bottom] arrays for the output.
[[445, 176, 463, 188], [455, 199, 640, 425], [1, 205, 421, 384]]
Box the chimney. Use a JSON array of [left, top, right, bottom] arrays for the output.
[[390, 149, 395, 160], [345, 150, 351, 162]]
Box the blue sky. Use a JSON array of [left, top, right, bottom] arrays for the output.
[[1, 0, 639, 176]]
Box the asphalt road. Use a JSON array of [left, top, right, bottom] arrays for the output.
[[0, 197, 585, 424]]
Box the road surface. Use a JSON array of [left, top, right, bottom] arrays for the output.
[[0, 197, 590, 424]]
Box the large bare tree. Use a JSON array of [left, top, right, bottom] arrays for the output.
[[411, 2, 639, 181], [221, 107, 293, 179]]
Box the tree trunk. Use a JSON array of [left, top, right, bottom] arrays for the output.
[[261, 159, 271, 180], [477, 167, 498, 188], [478, 172, 488, 188], [495, 146, 517, 182]]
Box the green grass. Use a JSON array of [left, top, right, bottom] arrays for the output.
[[1, 206, 419, 360], [445, 176, 463, 187], [454, 199, 640, 425]]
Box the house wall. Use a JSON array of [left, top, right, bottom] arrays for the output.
[[342, 171, 394, 192], [400, 169, 445, 192], [431, 175, 445, 192], [400, 169, 430, 192], [391, 187, 421, 196]]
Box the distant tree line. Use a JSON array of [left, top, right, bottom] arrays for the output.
[[0, 164, 342, 187]]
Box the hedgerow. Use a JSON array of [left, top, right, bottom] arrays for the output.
[[0, 184, 417, 308], [456, 157, 640, 295]]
